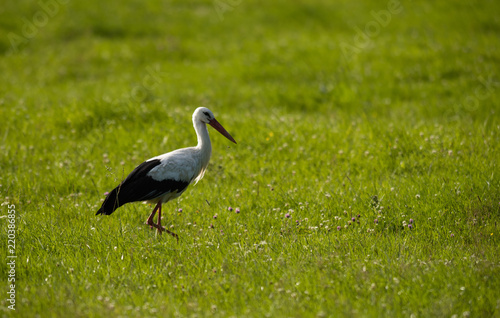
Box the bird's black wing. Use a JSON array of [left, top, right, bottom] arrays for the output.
[[96, 159, 189, 215]]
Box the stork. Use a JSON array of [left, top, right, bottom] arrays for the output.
[[96, 107, 236, 239]]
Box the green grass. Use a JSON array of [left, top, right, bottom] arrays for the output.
[[1, 0, 500, 317]]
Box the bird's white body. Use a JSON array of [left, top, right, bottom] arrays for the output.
[[148, 118, 212, 186], [148, 148, 207, 186]]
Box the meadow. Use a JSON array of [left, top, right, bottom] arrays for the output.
[[0, 0, 499, 317]]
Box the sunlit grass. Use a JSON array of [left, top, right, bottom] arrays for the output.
[[1, 0, 499, 317]]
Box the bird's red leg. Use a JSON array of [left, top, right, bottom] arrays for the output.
[[146, 202, 161, 230], [156, 203, 165, 234], [146, 202, 178, 241]]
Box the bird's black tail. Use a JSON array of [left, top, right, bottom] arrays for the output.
[[96, 187, 123, 215]]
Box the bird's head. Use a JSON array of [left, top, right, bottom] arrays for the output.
[[194, 107, 215, 124], [193, 107, 237, 144]]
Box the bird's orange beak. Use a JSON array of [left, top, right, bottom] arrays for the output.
[[209, 118, 237, 144]]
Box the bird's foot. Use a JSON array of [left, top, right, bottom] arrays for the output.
[[156, 226, 179, 242], [146, 221, 165, 233], [156, 225, 166, 234], [164, 229, 179, 242], [146, 221, 179, 242]]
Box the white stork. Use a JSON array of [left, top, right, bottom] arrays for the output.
[[96, 107, 237, 239]]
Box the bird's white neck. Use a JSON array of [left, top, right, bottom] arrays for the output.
[[194, 120, 212, 157], [192, 119, 212, 183]]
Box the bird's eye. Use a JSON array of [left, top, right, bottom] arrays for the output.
[[203, 111, 210, 118]]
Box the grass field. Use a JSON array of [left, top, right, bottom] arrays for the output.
[[1, 0, 500, 317]]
